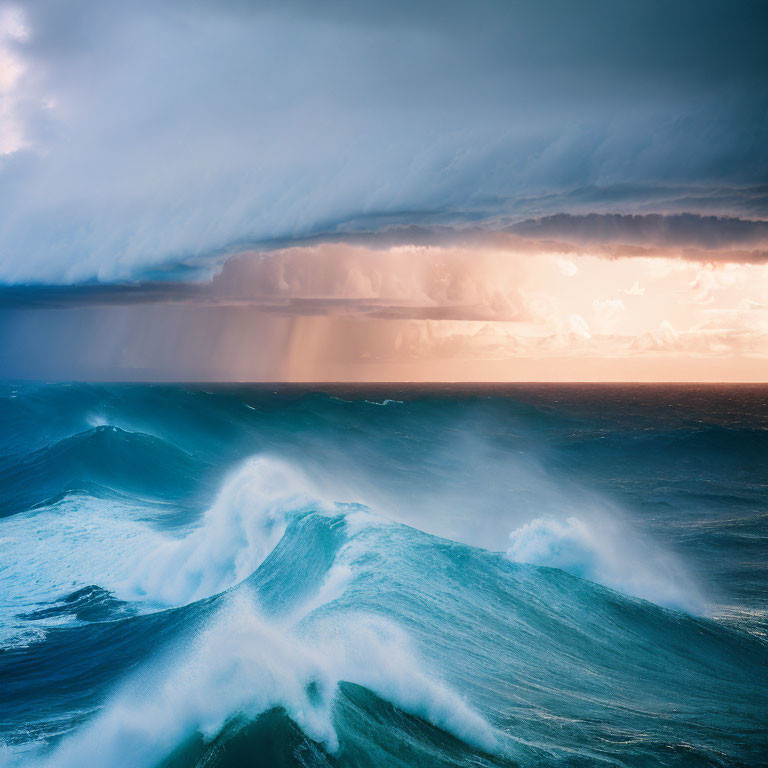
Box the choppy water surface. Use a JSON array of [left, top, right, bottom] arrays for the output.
[[1, 383, 766, 767]]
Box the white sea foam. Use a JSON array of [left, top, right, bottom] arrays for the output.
[[0, 456, 328, 634], [0, 496, 165, 642], [122, 456, 327, 605], [506, 516, 706, 613], [25, 596, 496, 768], [1, 487, 496, 765]]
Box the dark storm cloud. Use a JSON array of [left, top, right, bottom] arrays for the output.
[[511, 214, 768, 250], [0, 0, 766, 283], [0, 244, 530, 321], [3, 207, 768, 315]]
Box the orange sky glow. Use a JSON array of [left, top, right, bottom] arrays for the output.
[[3, 242, 767, 382], [238, 243, 768, 382]]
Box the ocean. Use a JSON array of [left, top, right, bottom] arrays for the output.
[[0, 383, 766, 767]]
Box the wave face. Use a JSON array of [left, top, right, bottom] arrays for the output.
[[1, 383, 767, 767]]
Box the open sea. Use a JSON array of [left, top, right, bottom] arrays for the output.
[[0, 383, 766, 767]]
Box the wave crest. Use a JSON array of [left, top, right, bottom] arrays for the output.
[[33, 596, 496, 768], [0, 456, 328, 634], [506, 516, 706, 613], [125, 456, 326, 606]]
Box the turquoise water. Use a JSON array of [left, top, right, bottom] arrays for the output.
[[0, 384, 766, 767]]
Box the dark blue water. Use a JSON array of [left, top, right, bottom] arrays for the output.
[[0, 383, 766, 767]]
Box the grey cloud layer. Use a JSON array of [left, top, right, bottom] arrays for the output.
[[0, 245, 529, 322], [509, 213, 768, 254], [3, 210, 768, 320], [1, 0, 766, 284]]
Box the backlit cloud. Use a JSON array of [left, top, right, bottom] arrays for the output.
[[2, 245, 766, 380]]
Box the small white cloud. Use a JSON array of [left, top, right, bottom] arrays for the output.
[[568, 314, 591, 339], [0, 5, 30, 155], [687, 266, 742, 305], [557, 259, 579, 277], [592, 297, 625, 314], [0, 6, 28, 43], [591, 298, 625, 331], [621, 281, 645, 296], [659, 319, 679, 344], [629, 319, 680, 353]]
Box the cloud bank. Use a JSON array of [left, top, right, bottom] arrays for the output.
[[0, 0, 766, 284], [2, 244, 767, 381], [511, 214, 768, 251]]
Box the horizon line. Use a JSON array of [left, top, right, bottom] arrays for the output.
[[3, 379, 767, 386]]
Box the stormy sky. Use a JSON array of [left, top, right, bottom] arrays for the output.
[[1, 0, 767, 380]]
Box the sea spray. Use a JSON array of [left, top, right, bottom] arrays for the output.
[[32, 595, 497, 768], [506, 516, 707, 613]]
